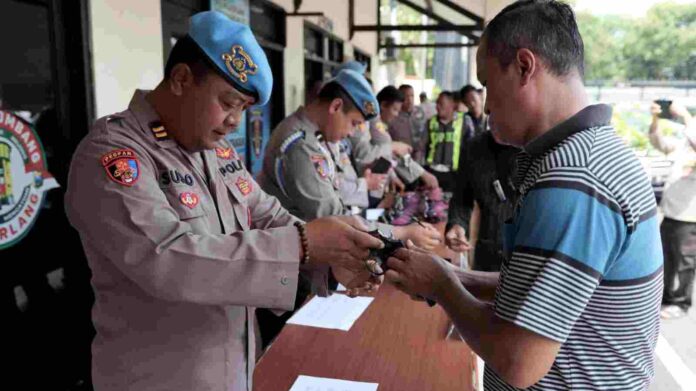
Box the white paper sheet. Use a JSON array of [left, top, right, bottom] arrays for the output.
[[286, 294, 374, 331], [289, 375, 379, 391]]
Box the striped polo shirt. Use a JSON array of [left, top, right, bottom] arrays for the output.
[[485, 104, 664, 390]]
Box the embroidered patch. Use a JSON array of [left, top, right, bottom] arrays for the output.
[[363, 101, 376, 117], [311, 155, 330, 179], [179, 192, 199, 209], [235, 176, 252, 196], [221, 45, 258, 83], [101, 149, 140, 186], [215, 147, 235, 160]]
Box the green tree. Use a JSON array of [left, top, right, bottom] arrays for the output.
[[576, 11, 630, 82], [623, 2, 696, 80]]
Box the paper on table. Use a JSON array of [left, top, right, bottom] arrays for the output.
[[286, 294, 374, 331], [289, 375, 379, 391]]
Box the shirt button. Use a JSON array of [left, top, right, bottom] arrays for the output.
[[280, 276, 289, 285]]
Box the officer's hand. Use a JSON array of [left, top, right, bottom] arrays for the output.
[[392, 222, 441, 251], [420, 171, 439, 189], [332, 265, 383, 297], [390, 175, 406, 193], [305, 216, 383, 274], [445, 224, 472, 252], [385, 240, 457, 301], [391, 141, 413, 157], [364, 169, 387, 191]]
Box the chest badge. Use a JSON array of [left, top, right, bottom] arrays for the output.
[[311, 155, 330, 179], [179, 192, 200, 209], [235, 176, 252, 196], [216, 147, 235, 160]]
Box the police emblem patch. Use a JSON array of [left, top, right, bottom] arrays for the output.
[[363, 101, 376, 117], [179, 192, 199, 209], [311, 155, 330, 179], [101, 149, 140, 187], [221, 45, 258, 83], [235, 176, 252, 196], [215, 147, 236, 160]]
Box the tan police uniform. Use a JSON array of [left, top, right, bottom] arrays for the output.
[[65, 91, 327, 391], [327, 139, 369, 208], [258, 107, 347, 221]]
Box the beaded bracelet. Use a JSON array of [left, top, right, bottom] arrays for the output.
[[293, 221, 310, 264]]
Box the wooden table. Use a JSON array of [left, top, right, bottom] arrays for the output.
[[253, 282, 478, 391]]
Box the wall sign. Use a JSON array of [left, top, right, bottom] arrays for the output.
[[0, 110, 59, 249]]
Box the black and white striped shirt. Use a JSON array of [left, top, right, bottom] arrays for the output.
[[486, 104, 664, 390]]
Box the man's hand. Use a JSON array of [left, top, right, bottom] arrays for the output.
[[364, 168, 387, 191], [420, 171, 439, 189], [445, 224, 472, 252], [391, 141, 413, 157], [650, 103, 662, 119], [670, 103, 693, 124], [392, 222, 441, 251], [385, 241, 457, 301]]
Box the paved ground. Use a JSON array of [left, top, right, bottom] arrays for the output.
[[649, 289, 696, 390]]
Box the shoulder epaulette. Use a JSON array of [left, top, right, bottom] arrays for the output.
[[279, 130, 305, 154]]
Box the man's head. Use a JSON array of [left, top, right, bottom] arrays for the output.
[[377, 86, 404, 124], [398, 84, 415, 113], [419, 92, 428, 104], [477, 0, 585, 146], [460, 85, 483, 119], [312, 70, 379, 143], [436, 92, 456, 122], [155, 11, 272, 152]]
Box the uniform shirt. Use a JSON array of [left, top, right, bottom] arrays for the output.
[[447, 131, 519, 271], [329, 139, 369, 208], [388, 107, 427, 163], [259, 108, 345, 221], [487, 105, 663, 391], [65, 91, 326, 391], [259, 108, 393, 239], [349, 119, 425, 185]]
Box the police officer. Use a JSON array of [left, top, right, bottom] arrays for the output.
[[349, 86, 439, 193], [259, 70, 441, 247], [65, 11, 382, 391]]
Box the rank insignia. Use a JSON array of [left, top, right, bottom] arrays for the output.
[[235, 176, 252, 196], [101, 149, 140, 186], [149, 121, 168, 140], [221, 45, 258, 83], [363, 101, 376, 117], [216, 147, 235, 160], [375, 121, 387, 133], [179, 192, 200, 209], [311, 155, 330, 179]]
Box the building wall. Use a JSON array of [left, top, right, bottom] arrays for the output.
[[90, 0, 164, 118], [269, 0, 379, 115]]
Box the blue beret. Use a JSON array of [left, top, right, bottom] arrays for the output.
[[188, 11, 272, 106], [332, 69, 379, 121], [332, 60, 367, 77]]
